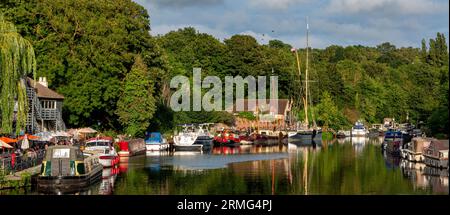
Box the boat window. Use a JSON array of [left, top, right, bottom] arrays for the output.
[[53, 148, 70, 158], [86, 141, 110, 147]]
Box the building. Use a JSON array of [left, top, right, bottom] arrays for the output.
[[227, 99, 292, 131], [25, 77, 66, 133]]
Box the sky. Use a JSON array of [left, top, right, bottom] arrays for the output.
[[134, 0, 449, 49]]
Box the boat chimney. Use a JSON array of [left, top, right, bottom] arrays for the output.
[[38, 77, 48, 87]]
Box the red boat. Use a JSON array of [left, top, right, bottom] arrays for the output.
[[214, 129, 241, 146]]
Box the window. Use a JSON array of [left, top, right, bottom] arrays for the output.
[[41, 100, 56, 109]]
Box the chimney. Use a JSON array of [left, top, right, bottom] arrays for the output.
[[38, 77, 48, 87]]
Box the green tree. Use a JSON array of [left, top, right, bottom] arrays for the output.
[[0, 16, 35, 134], [116, 55, 156, 137], [315, 91, 347, 130], [4, 0, 166, 130]]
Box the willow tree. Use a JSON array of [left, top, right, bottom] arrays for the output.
[[0, 16, 36, 134]]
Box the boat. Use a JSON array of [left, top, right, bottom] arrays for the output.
[[214, 129, 241, 146], [400, 137, 431, 162], [173, 124, 202, 151], [145, 132, 169, 151], [84, 137, 119, 168], [384, 129, 403, 139], [194, 123, 214, 148], [423, 139, 448, 169], [336, 130, 351, 138], [117, 138, 146, 157], [37, 145, 103, 193], [351, 121, 368, 137], [288, 20, 322, 142], [117, 140, 130, 157], [382, 139, 402, 156]]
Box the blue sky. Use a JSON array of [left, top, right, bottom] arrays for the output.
[[134, 0, 449, 49]]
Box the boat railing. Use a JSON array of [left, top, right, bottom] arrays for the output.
[[0, 149, 46, 175]]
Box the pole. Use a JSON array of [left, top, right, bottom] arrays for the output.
[[305, 17, 309, 128]]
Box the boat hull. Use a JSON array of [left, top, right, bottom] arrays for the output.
[[288, 131, 322, 141], [174, 144, 203, 151], [37, 165, 103, 194], [146, 143, 169, 151]]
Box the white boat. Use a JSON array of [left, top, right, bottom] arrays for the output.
[[84, 137, 119, 168], [351, 121, 368, 137], [173, 124, 202, 151], [145, 132, 169, 151]]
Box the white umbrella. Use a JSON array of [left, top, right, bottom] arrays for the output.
[[21, 136, 29, 150]]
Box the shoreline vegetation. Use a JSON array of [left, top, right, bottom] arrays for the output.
[[0, 0, 448, 139]]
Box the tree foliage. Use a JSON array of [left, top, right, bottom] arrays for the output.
[[0, 16, 35, 134], [115, 55, 156, 137]]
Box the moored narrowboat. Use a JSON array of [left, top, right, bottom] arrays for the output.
[[37, 145, 103, 193], [423, 139, 449, 169]]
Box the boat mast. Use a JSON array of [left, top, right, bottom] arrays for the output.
[[304, 17, 309, 128]]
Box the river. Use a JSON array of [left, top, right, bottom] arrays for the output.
[[2, 137, 448, 195]]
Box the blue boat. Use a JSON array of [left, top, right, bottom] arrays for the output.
[[384, 129, 403, 139], [145, 132, 169, 151]]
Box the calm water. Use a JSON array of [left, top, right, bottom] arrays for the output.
[[3, 137, 448, 195]]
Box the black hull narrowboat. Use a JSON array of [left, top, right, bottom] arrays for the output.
[[37, 168, 102, 194], [37, 145, 103, 194]]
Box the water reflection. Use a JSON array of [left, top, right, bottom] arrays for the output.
[[3, 137, 448, 195]]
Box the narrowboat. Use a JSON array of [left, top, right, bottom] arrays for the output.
[[384, 129, 403, 139], [84, 137, 119, 168], [423, 139, 448, 169], [145, 132, 169, 151], [117, 139, 146, 157], [400, 137, 431, 162], [37, 145, 103, 193]]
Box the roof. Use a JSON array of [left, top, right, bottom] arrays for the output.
[[430, 139, 449, 150], [27, 77, 64, 100], [228, 99, 291, 115]]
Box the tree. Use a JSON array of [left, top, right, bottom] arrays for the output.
[[115, 55, 156, 137], [316, 91, 347, 130], [4, 0, 166, 130], [0, 16, 36, 134]]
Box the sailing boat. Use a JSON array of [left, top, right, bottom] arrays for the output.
[[288, 18, 322, 142]]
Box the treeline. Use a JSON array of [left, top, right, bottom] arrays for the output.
[[1, 0, 448, 137]]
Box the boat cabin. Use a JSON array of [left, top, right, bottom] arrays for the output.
[[40, 145, 100, 177], [423, 139, 449, 168], [145, 132, 163, 144]]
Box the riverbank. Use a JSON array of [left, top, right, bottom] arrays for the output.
[[0, 165, 40, 190]]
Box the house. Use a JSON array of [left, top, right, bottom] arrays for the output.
[[226, 99, 292, 131], [423, 139, 449, 169], [25, 77, 66, 133]]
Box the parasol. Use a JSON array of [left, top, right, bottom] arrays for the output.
[[78, 127, 97, 133], [0, 139, 13, 148], [0, 137, 17, 144]]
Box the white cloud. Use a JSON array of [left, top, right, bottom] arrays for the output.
[[248, 0, 311, 10], [326, 0, 448, 15]]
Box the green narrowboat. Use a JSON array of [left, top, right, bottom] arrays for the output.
[[37, 145, 103, 193]]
